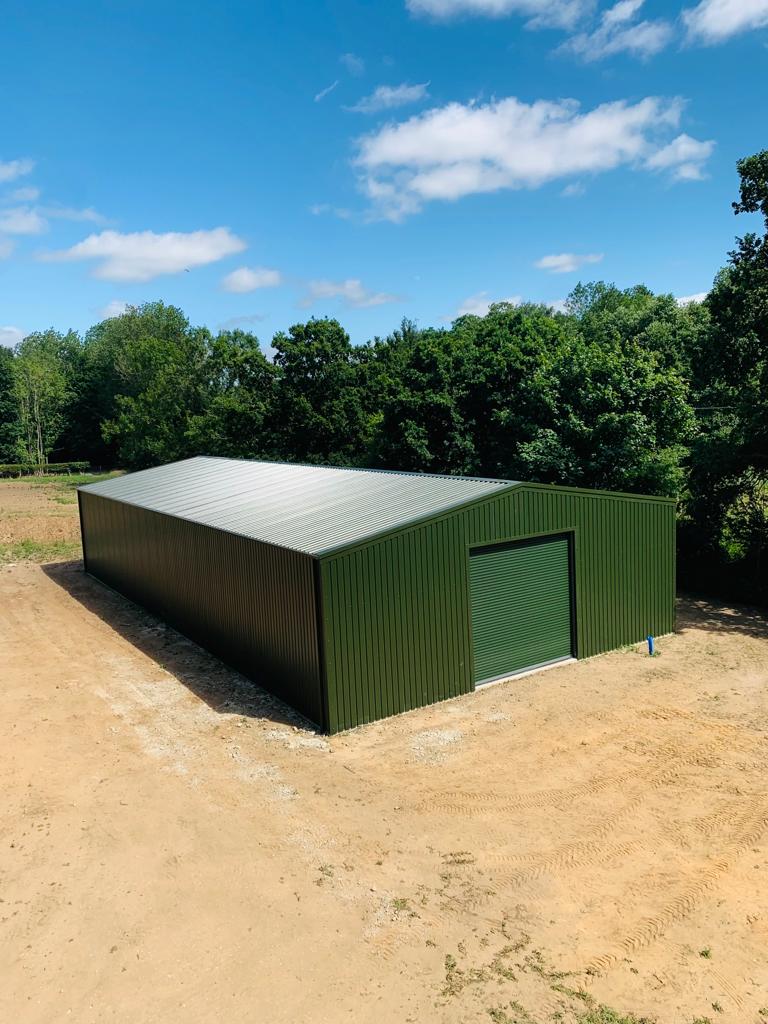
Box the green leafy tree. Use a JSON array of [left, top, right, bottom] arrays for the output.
[[271, 318, 370, 465], [186, 330, 277, 458], [680, 150, 768, 600], [66, 302, 197, 466], [370, 321, 478, 473], [101, 304, 211, 468], [510, 331, 693, 495], [0, 346, 21, 461], [372, 301, 693, 495], [12, 329, 79, 468]]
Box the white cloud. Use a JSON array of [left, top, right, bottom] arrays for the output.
[[406, 0, 592, 29], [0, 206, 47, 235], [0, 238, 15, 259], [548, 298, 569, 313], [302, 278, 400, 309], [0, 202, 106, 237], [562, 0, 673, 60], [314, 80, 339, 102], [41, 227, 246, 282], [309, 203, 352, 219], [645, 132, 714, 180], [561, 181, 585, 197], [676, 291, 708, 306], [0, 325, 25, 348], [99, 300, 130, 319], [10, 186, 40, 201], [0, 159, 34, 184], [355, 94, 708, 220], [444, 291, 522, 319], [42, 204, 106, 223], [347, 82, 430, 114], [221, 266, 283, 293], [683, 0, 768, 43], [535, 252, 604, 273], [340, 52, 365, 75]]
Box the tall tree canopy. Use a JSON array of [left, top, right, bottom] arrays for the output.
[[0, 346, 21, 462], [12, 329, 79, 466]]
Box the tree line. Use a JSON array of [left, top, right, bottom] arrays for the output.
[[1, 152, 766, 604]]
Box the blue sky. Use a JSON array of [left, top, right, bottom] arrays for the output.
[[2, 0, 767, 347]]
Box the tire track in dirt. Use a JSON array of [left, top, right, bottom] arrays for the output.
[[709, 966, 746, 1010], [486, 798, 751, 896], [478, 765, 678, 868], [414, 731, 768, 922], [584, 795, 768, 975], [412, 732, 757, 820], [639, 704, 768, 749]]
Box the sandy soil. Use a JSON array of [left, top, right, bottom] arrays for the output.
[[0, 482, 80, 546], [1, 480, 768, 1024]]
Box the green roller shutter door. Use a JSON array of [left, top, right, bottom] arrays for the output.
[[469, 535, 573, 684]]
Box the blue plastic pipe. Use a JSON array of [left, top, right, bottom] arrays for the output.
[[647, 634, 655, 656]]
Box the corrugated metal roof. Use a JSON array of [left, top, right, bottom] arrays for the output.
[[79, 457, 517, 556]]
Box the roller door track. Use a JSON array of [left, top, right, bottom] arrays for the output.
[[469, 534, 574, 685]]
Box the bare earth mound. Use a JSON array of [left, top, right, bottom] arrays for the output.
[[1, 479, 767, 1023]]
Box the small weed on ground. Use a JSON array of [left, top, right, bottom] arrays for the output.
[[577, 1010, 654, 1024], [487, 1000, 535, 1023], [441, 952, 489, 998], [314, 863, 334, 886]]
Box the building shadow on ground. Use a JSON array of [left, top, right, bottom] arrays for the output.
[[42, 559, 316, 732], [676, 594, 768, 640]]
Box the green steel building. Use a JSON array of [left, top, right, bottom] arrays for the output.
[[78, 457, 675, 733]]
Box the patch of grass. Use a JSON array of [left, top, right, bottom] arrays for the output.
[[442, 850, 476, 866], [523, 948, 570, 982], [551, 982, 592, 1004], [577, 1008, 654, 1024], [711, 1002, 723, 1014], [487, 1009, 515, 1024], [487, 1000, 534, 1023], [0, 539, 80, 563], [488, 946, 518, 982], [548, 977, 653, 1024], [699, 947, 712, 958], [392, 896, 418, 918], [7, 471, 122, 488], [442, 952, 489, 998]]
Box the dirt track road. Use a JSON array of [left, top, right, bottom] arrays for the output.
[[2, 552, 768, 1024]]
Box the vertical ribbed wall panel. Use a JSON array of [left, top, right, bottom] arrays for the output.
[[78, 492, 324, 727], [319, 485, 675, 732]]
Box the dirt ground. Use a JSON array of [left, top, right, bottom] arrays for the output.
[[0, 480, 82, 547], [1, 480, 768, 1024]]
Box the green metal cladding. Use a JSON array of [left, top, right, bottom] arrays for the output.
[[79, 459, 676, 734], [319, 483, 674, 731]]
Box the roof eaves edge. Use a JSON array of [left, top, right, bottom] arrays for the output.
[[77, 488, 322, 559], [515, 482, 677, 504], [314, 482, 522, 559]]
